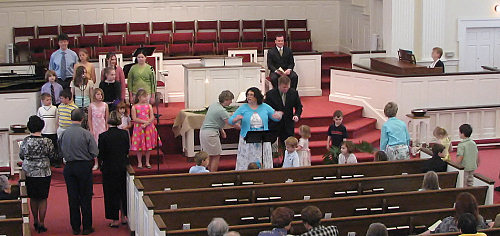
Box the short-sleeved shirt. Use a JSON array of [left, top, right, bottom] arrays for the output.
[[328, 124, 348, 148], [282, 150, 299, 168], [37, 105, 58, 134], [70, 80, 94, 107], [457, 138, 478, 171], [58, 102, 78, 128], [189, 165, 209, 173], [201, 102, 230, 130]]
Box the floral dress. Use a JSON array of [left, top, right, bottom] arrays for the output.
[[90, 102, 107, 143], [130, 104, 162, 151], [298, 138, 311, 166]]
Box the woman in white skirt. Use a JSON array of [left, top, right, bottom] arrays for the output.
[[200, 90, 235, 172], [380, 102, 411, 160], [229, 87, 283, 170]]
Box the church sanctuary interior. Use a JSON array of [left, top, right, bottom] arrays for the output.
[[2, 0, 500, 235]]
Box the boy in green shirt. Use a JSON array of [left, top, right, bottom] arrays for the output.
[[456, 124, 479, 187]]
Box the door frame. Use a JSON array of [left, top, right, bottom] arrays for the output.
[[458, 18, 500, 71]]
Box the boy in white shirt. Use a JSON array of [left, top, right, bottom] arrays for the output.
[[37, 93, 60, 167], [189, 151, 210, 174], [282, 137, 300, 168]]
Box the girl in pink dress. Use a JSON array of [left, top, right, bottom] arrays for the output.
[[131, 89, 162, 168], [89, 88, 109, 170]]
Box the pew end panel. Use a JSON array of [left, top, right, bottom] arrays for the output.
[[473, 173, 495, 205], [154, 214, 167, 236], [126, 164, 136, 232], [446, 161, 464, 188]]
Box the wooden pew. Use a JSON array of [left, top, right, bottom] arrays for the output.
[[151, 186, 487, 231], [144, 172, 458, 209], [0, 199, 29, 218], [125, 165, 136, 233], [159, 204, 500, 236], [136, 172, 458, 236], [135, 159, 429, 192], [0, 218, 30, 236]]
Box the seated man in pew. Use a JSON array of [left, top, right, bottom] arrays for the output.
[[258, 207, 294, 236], [0, 175, 16, 200], [300, 206, 339, 236]]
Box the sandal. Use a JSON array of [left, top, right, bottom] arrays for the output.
[[146, 165, 152, 169]]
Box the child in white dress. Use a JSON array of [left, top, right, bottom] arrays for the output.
[[282, 137, 300, 168], [338, 141, 358, 164], [297, 125, 311, 166]]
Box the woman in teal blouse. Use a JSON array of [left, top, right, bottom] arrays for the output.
[[127, 51, 156, 104], [229, 87, 283, 170]]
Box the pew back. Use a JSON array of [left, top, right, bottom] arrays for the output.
[[0, 199, 23, 218], [163, 205, 500, 235], [145, 171, 459, 209], [135, 159, 428, 191], [0, 218, 26, 236], [153, 186, 487, 231]]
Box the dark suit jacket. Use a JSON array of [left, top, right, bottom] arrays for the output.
[[267, 46, 295, 72], [265, 88, 303, 138], [98, 127, 130, 173], [435, 60, 445, 73]]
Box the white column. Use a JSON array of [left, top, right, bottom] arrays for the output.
[[420, 0, 446, 61], [383, 0, 415, 57]]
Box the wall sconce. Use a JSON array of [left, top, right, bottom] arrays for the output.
[[495, 5, 500, 12]]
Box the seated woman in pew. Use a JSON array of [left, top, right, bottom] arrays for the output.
[[421, 192, 488, 234], [208, 217, 229, 236], [366, 223, 388, 236], [422, 144, 448, 173], [0, 175, 16, 200], [258, 207, 294, 236], [374, 151, 388, 162], [457, 213, 487, 236], [420, 171, 440, 191]]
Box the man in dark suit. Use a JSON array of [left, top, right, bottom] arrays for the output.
[[267, 34, 299, 90], [265, 75, 303, 149]]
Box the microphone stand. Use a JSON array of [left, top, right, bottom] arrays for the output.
[[154, 91, 163, 173]]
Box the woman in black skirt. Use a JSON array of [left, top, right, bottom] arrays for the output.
[[98, 110, 130, 227], [19, 115, 55, 233]]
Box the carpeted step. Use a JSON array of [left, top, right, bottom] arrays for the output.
[[294, 117, 377, 142]]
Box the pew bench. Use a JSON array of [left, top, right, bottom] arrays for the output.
[[134, 172, 458, 236], [159, 204, 500, 236], [144, 172, 458, 209], [151, 186, 487, 231], [0, 218, 30, 236]]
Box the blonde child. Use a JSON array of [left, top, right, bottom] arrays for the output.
[[37, 93, 60, 167], [131, 89, 162, 169], [73, 48, 96, 83], [433, 127, 452, 161], [116, 101, 132, 131], [189, 151, 209, 173], [297, 125, 311, 166], [40, 70, 63, 106], [338, 141, 357, 164], [88, 88, 109, 170], [282, 137, 300, 168]]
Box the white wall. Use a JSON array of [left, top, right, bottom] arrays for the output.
[[444, 0, 499, 61], [0, 0, 340, 63]]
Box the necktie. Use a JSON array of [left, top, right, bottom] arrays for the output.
[[60, 51, 67, 80], [279, 48, 283, 56], [281, 92, 286, 106], [50, 84, 56, 105]]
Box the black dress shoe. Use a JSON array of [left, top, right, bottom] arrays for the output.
[[37, 225, 47, 233], [72, 229, 81, 235], [82, 228, 95, 235]]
